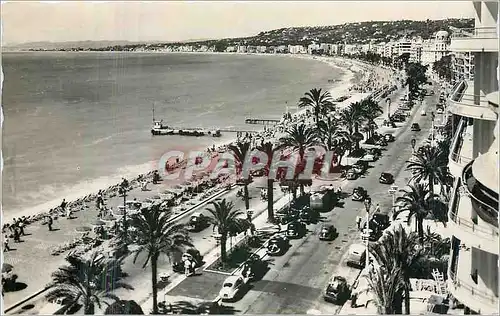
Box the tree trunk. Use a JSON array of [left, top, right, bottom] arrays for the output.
[[300, 184, 305, 196], [417, 217, 424, 244], [244, 184, 250, 210], [220, 233, 228, 262], [83, 292, 93, 314], [404, 277, 411, 314], [267, 179, 274, 222], [151, 253, 159, 315]]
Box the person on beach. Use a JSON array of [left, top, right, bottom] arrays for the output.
[[60, 199, 67, 213], [120, 178, 129, 189], [18, 220, 25, 236], [47, 215, 53, 231], [4, 234, 11, 252], [13, 228, 21, 243]]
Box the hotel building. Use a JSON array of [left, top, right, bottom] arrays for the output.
[[446, 1, 499, 314]]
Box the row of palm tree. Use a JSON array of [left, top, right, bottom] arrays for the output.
[[368, 116, 453, 314]]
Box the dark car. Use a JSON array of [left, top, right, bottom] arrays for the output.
[[411, 123, 421, 131], [368, 148, 382, 158], [319, 224, 337, 241], [323, 276, 351, 304], [352, 187, 368, 201], [299, 206, 318, 223], [379, 172, 394, 184], [372, 213, 390, 231], [286, 221, 306, 238], [267, 235, 289, 256], [353, 160, 368, 172], [188, 213, 210, 232], [346, 169, 358, 180], [384, 134, 395, 142]]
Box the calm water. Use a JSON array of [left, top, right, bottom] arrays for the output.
[[2, 52, 342, 215]]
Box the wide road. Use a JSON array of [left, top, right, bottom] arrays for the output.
[[230, 85, 441, 314]]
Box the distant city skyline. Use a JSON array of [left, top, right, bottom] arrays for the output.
[[1, 1, 474, 45]]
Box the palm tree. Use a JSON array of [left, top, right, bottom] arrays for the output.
[[339, 102, 366, 151], [366, 265, 404, 314], [406, 145, 448, 208], [394, 183, 438, 243], [298, 88, 335, 128], [280, 123, 319, 195], [46, 251, 131, 314], [369, 225, 424, 314], [104, 300, 144, 314], [206, 199, 246, 263], [317, 116, 350, 168], [228, 141, 252, 210], [131, 206, 191, 314], [360, 98, 383, 139], [257, 141, 280, 222]]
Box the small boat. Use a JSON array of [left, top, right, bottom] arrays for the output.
[[151, 120, 175, 135]]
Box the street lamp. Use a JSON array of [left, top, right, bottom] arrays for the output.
[[388, 185, 398, 220], [118, 186, 128, 243], [385, 98, 391, 121], [411, 138, 416, 152], [431, 112, 435, 146], [363, 198, 372, 270]]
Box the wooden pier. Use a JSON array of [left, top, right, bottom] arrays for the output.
[[244, 118, 281, 125]]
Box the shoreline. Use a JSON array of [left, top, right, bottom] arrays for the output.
[[3, 53, 364, 223]]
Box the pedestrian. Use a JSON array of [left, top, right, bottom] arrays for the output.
[[18, 220, 25, 236], [47, 216, 53, 231], [60, 199, 67, 213], [375, 203, 380, 213], [4, 234, 10, 252], [250, 223, 256, 236], [13, 228, 20, 243], [356, 216, 362, 230], [350, 292, 358, 308]]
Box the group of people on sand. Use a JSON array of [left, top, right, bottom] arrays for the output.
[[3, 216, 29, 251]]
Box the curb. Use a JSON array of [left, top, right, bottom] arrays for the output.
[[4, 286, 49, 314]]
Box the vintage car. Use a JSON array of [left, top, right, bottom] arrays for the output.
[[384, 134, 395, 142], [353, 160, 368, 173], [411, 123, 421, 131], [421, 110, 427, 116], [266, 235, 290, 256], [286, 221, 307, 238], [188, 212, 210, 232], [346, 244, 366, 268], [379, 172, 394, 184], [219, 275, 247, 301], [361, 153, 375, 162], [299, 206, 318, 223], [346, 169, 358, 180], [323, 276, 351, 304], [352, 187, 368, 201], [319, 224, 337, 241], [376, 138, 388, 147], [368, 147, 382, 158]]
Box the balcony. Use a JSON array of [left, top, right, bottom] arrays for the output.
[[450, 27, 499, 52], [448, 81, 498, 120], [462, 162, 499, 228], [448, 269, 499, 314], [449, 120, 474, 178], [486, 91, 498, 113]]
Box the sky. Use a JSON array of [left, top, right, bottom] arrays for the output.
[[1, 1, 474, 45]]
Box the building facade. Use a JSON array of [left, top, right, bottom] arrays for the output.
[[422, 30, 451, 66], [446, 1, 499, 314]]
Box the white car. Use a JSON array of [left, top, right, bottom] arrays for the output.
[[361, 153, 375, 162], [219, 275, 246, 301], [436, 108, 444, 114], [420, 110, 426, 116]]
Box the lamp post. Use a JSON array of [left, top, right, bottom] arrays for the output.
[[431, 112, 435, 146], [363, 198, 372, 269], [388, 185, 398, 220], [385, 98, 392, 121], [118, 186, 128, 243], [411, 138, 416, 152]]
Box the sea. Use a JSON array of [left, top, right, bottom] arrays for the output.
[[2, 52, 344, 218]]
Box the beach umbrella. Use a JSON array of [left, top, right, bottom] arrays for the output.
[[91, 219, 105, 226], [75, 226, 92, 233], [2, 263, 13, 273]]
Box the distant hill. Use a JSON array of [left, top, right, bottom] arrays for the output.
[[2, 40, 165, 51]]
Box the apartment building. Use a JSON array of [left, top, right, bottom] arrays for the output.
[[422, 30, 451, 66], [453, 51, 475, 82], [446, 1, 499, 314]]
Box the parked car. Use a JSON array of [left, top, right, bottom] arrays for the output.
[[354, 160, 368, 172], [267, 235, 289, 256], [368, 147, 382, 158], [376, 138, 388, 147], [361, 153, 375, 162], [323, 276, 351, 304], [372, 213, 391, 231], [310, 189, 337, 212], [384, 134, 395, 142], [188, 212, 210, 232], [219, 275, 246, 301], [352, 187, 368, 201], [379, 172, 394, 184], [299, 206, 318, 223], [346, 169, 358, 180], [421, 110, 426, 116], [430, 90, 435, 95], [410, 123, 421, 131], [436, 108, 444, 114], [346, 244, 366, 268], [286, 221, 306, 238], [319, 224, 337, 241]]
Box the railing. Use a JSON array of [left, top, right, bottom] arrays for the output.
[[449, 270, 499, 303], [449, 209, 498, 239], [462, 162, 499, 227], [451, 27, 499, 39], [449, 81, 468, 102], [451, 152, 473, 165]]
